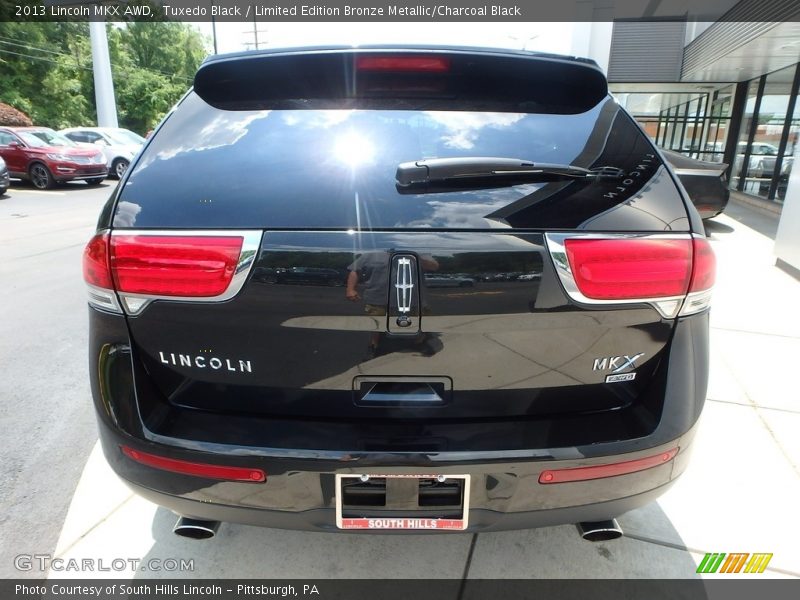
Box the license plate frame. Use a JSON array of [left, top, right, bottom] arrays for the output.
[[335, 473, 471, 531]]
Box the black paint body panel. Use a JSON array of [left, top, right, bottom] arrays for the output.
[[87, 47, 709, 533]]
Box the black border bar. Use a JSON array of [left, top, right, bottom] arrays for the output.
[[3, 0, 800, 23]]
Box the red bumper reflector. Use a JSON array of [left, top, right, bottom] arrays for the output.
[[564, 238, 692, 299], [111, 235, 244, 297], [538, 448, 679, 484], [356, 55, 451, 72], [121, 446, 266, 483]]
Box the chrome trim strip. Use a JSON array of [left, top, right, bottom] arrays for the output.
[[112, 229, 262, 316], [395, 256, 414, 315], [673, 167, 726, 178], [86, 283, 122, 314], [544, 232, 693, 319], [679, 289, 713, 316], [67, 173, 110, 180]]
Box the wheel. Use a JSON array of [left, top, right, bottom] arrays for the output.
[[29, 163, 54, 190], [86, 178, 104, 186], [112, 158, 129, 179], [0, 187, 7, 196]]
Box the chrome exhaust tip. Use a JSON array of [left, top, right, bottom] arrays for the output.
[[576, 519, 623, 542], [173, 517, 220, 540]]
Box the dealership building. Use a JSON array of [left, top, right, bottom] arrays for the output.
[[572, 1, 800, 274]]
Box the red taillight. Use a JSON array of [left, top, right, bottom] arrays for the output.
[[121, 446, 266, 483], [83, 233, 113, 289], [356, 55, 451, 72], [564, 238, 693, 299], [110, 235, 244, 297], [688, 237, 715, 292], [538, 448, 679, 484]]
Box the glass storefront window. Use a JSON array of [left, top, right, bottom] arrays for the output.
[[705, 86, 733, 163], [730, 79, 761, 191], [617, 91, 727, 161], [780, 98, 800, 202], [730, 64, 799, 202], [749, 66, 793, 200]]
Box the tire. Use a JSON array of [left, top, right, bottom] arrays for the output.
[[112, 158, 129, 179], [0, 187, 7, 196], [86, 178, 104, 186], [29, 163, 54, 190]]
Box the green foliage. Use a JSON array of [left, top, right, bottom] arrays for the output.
[[0, 22, 208, 134]]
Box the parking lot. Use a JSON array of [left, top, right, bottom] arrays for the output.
[[0, 181, 798, 580]]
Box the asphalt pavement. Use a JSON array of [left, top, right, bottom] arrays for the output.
[[0, 180, 798, 580]]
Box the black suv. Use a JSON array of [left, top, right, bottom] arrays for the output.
[[83, 47, 714, 539]]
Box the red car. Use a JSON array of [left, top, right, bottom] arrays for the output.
[[0, 126, 108, 189]]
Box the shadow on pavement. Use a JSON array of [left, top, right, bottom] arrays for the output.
[[703, 219, 735, 236], [9, 179, 113, 193], [132, 501, 700, 579], [718, 199, 780, 240]]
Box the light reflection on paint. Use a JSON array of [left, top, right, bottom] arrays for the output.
[[334, 132, 375, 168]]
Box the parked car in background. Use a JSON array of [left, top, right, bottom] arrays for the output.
[[60, 127, 145, 179], [424, 274, 476, 288], [0, 127, 107, 189], [271, 266, 346, 286], [0, 155, 9, 195], [662, 149, 730, 220]]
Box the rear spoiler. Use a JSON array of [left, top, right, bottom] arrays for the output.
[[194, 47, 608, 114], [662, 148, 728, 176]]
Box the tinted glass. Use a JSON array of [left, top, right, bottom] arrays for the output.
[[106, 129, 145, 145], [20, 129, 75, 147], [116, 93, 688, 231]]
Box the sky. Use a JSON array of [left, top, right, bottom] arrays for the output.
[[193, 22, 576, 56]]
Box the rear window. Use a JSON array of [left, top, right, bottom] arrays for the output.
[[116, 94, 687, 231]]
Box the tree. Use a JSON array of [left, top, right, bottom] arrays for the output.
[[0, 22, 208, 134], [109, 22, 206, 133]]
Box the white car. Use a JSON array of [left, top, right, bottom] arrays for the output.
[[59, 127, 145, 179], [0, 155, 9, 195]]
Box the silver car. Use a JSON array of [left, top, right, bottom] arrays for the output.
[[0, 155, 9, 195], [59, 127, 144, 179]]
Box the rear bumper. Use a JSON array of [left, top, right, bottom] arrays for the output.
[[89, 307, 709, 532], [97, 414, 697, 533], [120, 474, 679, 533]]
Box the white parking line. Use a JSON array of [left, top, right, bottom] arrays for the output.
[[10, 188, 67, 196]]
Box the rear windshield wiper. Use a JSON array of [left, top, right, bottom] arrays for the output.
[[396, 157, 625, 190]]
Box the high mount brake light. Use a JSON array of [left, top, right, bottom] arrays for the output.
[[356, 55, 451, 72]]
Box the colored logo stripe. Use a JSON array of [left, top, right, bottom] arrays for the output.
[[697, 553, 726, 573], [697, 553, 773, 574], [744, 553, 773, 573], [720, 553, 749, 573]]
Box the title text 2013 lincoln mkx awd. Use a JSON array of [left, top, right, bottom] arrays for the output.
[[83, 47, 715, 540]]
